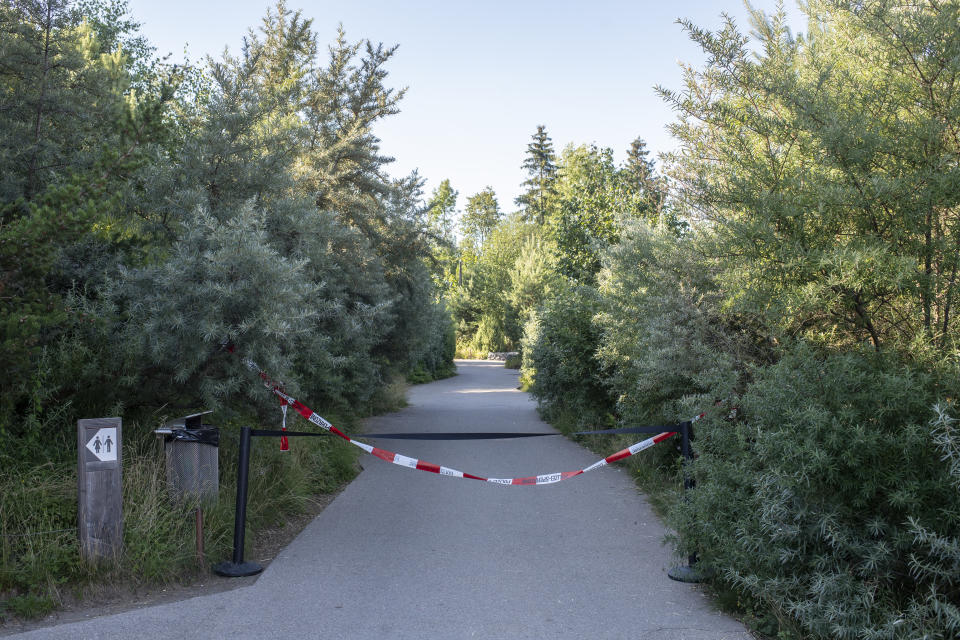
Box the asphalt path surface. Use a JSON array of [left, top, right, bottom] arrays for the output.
[[11, 360, 749, 639]]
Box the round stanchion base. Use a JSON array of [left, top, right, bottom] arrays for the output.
[[213, 561, 263, 578], [667, 564, 713, 583]]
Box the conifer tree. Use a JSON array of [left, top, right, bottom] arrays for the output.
[[0, 0, 454, 462], [0, 0, 175, 422], [297, 25, 404, 238], [621, 136, 666, 225], [508, 233, 557, 321], [111, 1, 445, 413], [1, 0, 86, 201], [515, 125, 557, 225], [624, 137, 653, 191]]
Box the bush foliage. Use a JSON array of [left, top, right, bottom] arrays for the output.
[[5, 0, 960, 636], [523, 285, 612, 428], [673, 348, 960, 638], [0, 0, 454, 466], [1, 0, 452, 615], [511, 2, 960, 637]]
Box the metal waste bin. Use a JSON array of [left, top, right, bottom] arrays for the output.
[[155, 411, 219, 503]]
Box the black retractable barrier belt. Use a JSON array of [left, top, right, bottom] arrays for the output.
[[250, 426, 681, 440], [357, 425, 680, 440], [353, 431, 557, 440]]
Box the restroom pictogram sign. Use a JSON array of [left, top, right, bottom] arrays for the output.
[[85, 427, 118, 462]]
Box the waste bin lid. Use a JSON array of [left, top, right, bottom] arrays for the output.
[[166, 428, 219, 446], [164, 411, 213, 430], [155, 411, 216, 441]]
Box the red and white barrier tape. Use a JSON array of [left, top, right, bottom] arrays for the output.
[[352, 430, 677, 485], [240, 355, 685, 486]]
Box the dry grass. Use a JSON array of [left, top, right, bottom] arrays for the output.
[[0, 421, 359, 622]]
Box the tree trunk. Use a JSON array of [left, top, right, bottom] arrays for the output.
[[26, 2, 54, 201]]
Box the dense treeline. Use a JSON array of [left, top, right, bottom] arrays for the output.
[[652, 4, 960, 636], [0, 0, 454, 465], [5, 0, 960, 634], [452, 2, 960, 638], [446, 133, 672, 356]]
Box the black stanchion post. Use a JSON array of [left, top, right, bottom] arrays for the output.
[[668, 420, 711, 583], [213, 426, 263, 577], [680, 422, 698, 569]]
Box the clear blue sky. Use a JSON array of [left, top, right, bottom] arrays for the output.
[[126, 0, 804, 212]]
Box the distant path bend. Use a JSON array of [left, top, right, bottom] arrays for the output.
[[11, 360, 748, 640]]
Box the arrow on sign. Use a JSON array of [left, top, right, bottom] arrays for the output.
[[86, 428, 118, 462]]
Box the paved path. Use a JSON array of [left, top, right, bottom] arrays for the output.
[[10, 361, 748, 639]]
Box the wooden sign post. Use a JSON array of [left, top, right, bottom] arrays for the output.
[[77, 417, 123, 562]]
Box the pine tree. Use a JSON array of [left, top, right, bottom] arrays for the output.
[[508, 233, 557, 321], [112, 1, 443, 413], [624, 136, 653, 191], [621, 136, 666, 226], [515, 125, 557, 225], [0, 0, 175, 422], [0, 0, 155, 203], [297, 25, 405, 239]]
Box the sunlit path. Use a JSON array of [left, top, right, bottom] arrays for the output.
[[9, 361, 747, 640]]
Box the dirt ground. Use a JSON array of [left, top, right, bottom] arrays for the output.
[[0, 488, 344, 637]]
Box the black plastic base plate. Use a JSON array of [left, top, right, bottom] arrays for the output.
[[212, 561, 263, 577], [667, 564, 713, 583]]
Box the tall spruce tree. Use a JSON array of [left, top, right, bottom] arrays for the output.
[[515, 125, 557, 225], [622, 136, 666, 225], [624, 136, 653, 191]]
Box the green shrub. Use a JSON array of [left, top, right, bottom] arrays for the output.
[[673, 345, 960, 638], [408, 300, 456, 382], [454, 343, 486, 360], [0, 463, 84, 607], [596, 221, 758, 427], [0, 421, 360, 618], [524, 285, 614, 429]]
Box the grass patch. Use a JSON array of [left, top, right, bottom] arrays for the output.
[[1, 593, 56, 620], [407, 365, 434, 385], [366, 372, 409, 414], [407, 362, 457, 385], [0, 416, 360, 621]]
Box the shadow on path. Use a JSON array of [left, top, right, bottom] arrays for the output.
[[7, 361, 748, 640]]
